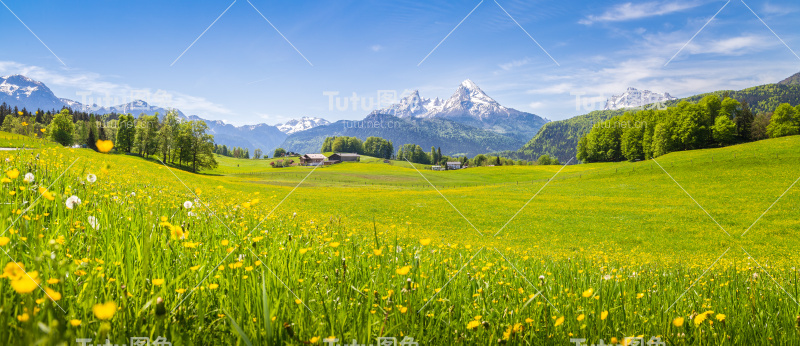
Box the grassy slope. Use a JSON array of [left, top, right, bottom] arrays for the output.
[[1, 133, 799, 344], [517, 83, 800, 162]]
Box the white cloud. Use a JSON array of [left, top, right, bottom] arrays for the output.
[[371, 45, 383, 52], [498, 57, 531, 71], [686, 35, 778, 56], [579, 1, 702, 25], [528, 101, 545, 109], [0, 61, 231, 118]]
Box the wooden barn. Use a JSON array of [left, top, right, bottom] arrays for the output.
[[328, 153, 360, 162], [299, 154, 327, 166]]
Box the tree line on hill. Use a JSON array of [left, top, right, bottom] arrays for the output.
[[213, 144, 264, 159], [1, 103, 218, 172], [320, 136, 395, 159], [577, 94, 799, 162]]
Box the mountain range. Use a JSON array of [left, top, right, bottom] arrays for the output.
[[373, 80, 549, 142], [0, 75, 551, 156], [281, 80, 550, 155], [604, 87, 677, 111]]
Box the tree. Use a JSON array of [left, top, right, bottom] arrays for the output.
[[751, 112, 772, 140], [537, 154, 552, 165], [116, 114, 136, 153], [736, 101, 754, 140], [767, 103, 799, 138], [473, 154, 488, 166], [157, 110, 179, 162], [50, 109, 74, 146], [712, 115, 736, 145], [254, 148, 263, 159], [273, 148, 287, 158], [87, 116, 97, 150], [621, 126, 644, 161], [177, 120, 218, 172]]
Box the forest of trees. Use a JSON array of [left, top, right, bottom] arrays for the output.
[[0, 104, 218, 172], [214, 144, 257, 159], [321, 136, 394, 159], [577, 95, 799, 163]]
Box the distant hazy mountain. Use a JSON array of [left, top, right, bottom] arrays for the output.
[[80, 100, 186, 118], [276, 117, 330, 135], [375, 79, 549, 142], [280, 112, 525, 156], [604, 87, 677, 111], [779, 72, 800, 85], [186, 116, 287, 155]]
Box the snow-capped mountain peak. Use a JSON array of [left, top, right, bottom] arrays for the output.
[[604, 87, 677, 110], [0, 74, 65, 111], [276, 116, 330, 135]]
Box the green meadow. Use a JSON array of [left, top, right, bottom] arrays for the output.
[[0, 133, 799, 345]]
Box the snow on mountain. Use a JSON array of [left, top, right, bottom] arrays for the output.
[[377, 90, 443, 118], [428, 79, 524, 121], [0, 74, 66, 111], [603, 87, 677, 111], [373, 79, 548, 141], [276, 116, 330, 135], [84, 100, 185, 119], [376, 79, 534, 121]]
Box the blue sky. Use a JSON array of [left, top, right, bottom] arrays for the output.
[[1, 0, 799, 125]]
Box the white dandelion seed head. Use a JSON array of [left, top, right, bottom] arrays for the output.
[[65, 195, 81, 209], [87, 216, 100, 230], [131, 192, 136, 197], [396, 246, 402, 253], [183, 201, 193, 209], [538, 275, 545, 280], [86, 174, 97, 183], [23, 173, 34, 183]]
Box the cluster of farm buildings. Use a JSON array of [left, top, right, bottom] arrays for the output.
[[297, 153, 464, 170], [298, 153, 361, 166]]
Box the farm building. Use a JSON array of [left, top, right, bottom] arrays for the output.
[[299, 154, 327, 166], [431, 165, 444, 171], [446, 161, 462, 170], [329, 153, 360, 162]]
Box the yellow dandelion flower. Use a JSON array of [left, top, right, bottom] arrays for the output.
[[92, 301, 117, 320], [554, 316, 565, 327], [152, 279, 165, 286], [395, 266, 411, 275], [601, 311, 608, 320], [45, 287, 61, 301], [673, 317, 685, 327], [577, 314, 585, 321], [467, 320, 481, 329], [582, 288, 594, 298], [70, 319, 82, 327], [419, 238, 432, 246], [96, 140, 114, 153]]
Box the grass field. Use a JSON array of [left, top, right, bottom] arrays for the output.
[[1, 133, 799, 345]]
